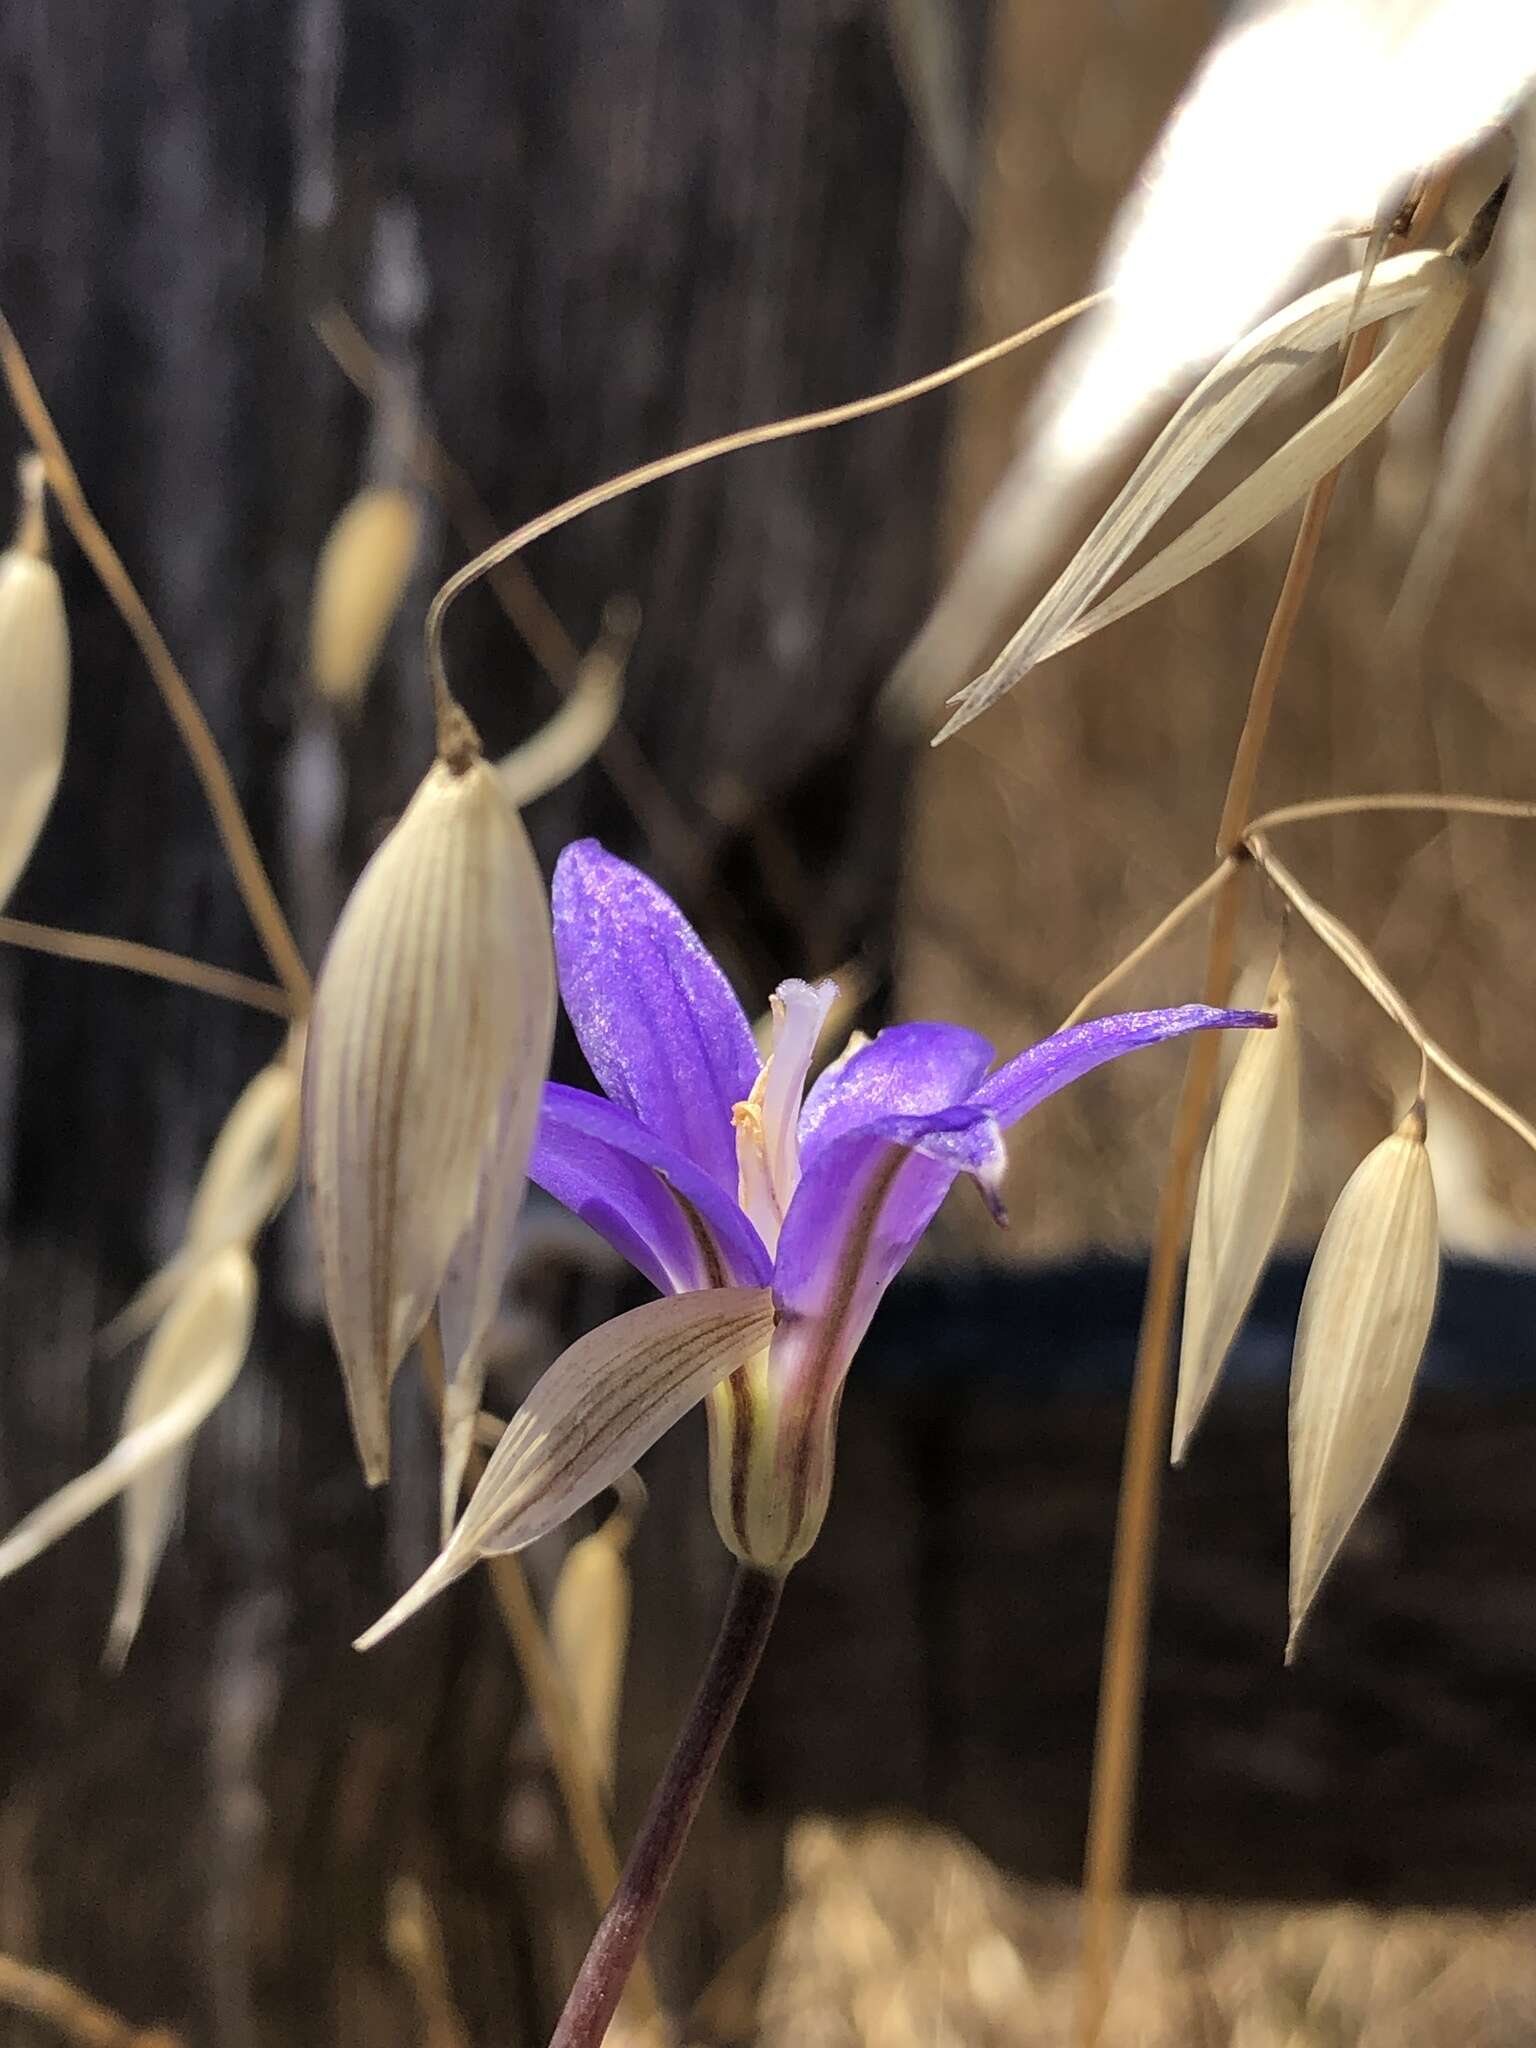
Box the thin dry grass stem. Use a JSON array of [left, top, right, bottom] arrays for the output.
[[0, 914, 292, 1017], [414, 1320, 662, 2035], [1249, 791, 1536, 832], [1075, 184, 1445, 2048], [1248, 836, 1536, 1160], [423, 294, 1106, 713], [385, 1878, 471, 2048], [1056, 861, 1236, 1031], [312, 305, 581, 681], [0, 1952, 180, 2048], [312, 308, 707, 893], [0, 316, 311, 1012]]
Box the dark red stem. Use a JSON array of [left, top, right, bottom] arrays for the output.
[[548, 1563, 785, 2048]]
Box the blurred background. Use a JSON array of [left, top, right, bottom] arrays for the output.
[[2, 0, 1536, 2041]]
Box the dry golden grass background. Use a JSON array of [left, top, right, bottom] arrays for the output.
[[903, 0, 1536, 1260]]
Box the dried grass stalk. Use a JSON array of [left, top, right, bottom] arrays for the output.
[[1173, 960, 1299, 1464], [1287, 1104, 1439, 1660]]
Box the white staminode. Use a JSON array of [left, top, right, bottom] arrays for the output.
[[733, 978, 836, 1251]]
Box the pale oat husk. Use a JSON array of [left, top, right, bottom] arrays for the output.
[[548, 1485, 641, 1794], [101, 1046, 301, 1354], [302, 746, 555, 1485], [0, 1247, 257, 1607], [1174, 961, 1300, 1464], [0, 456, 70, 910], [308, 483, 422, 710], [935, 249, 1466, 739], [1287, 1105, 1439, 1660]]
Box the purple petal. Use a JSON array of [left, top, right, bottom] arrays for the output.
[[798, 1023, 994, 1162], [772, 1102, 1001, 1406], [552, 841, 759, 1193], [973, 1005, 1273, 1127], [529, 1084, 772, 1293]]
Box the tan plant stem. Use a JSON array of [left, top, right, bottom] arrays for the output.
[[424, 294, 1105, 712], [312, 308, 712, 893], [1057, 861, 1235, 1031], [0, 1952, 180, 2048], [1247, 836, 1536, 1159], [0, 914, 292, 1018], [313, 305, 581, 681], [0, 316, 312, 1013], [415, 1321, 662, 2033], [1075, 219, 1422, 2045], [1250, 790, 1536, 832]]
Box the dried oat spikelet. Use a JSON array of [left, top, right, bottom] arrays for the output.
[[1287, 1103, 1439, 1662], [0, 453, 70, 909], [935, 248, 1468, 739], [105, 1246, 259, 1667], [302, 724, 555, 1484], [1173, 960, 1299, 1464], [308, 483, 422, 710], [549, 1479, 643, 1795], [0, 1246, 257, 1624], [101, 1043, 302, 1354]]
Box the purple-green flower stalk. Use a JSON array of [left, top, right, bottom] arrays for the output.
[[358, 838, 1270, 2046]]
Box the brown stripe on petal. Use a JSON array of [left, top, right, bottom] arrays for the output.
[[667, 1185, 731, 1290], [726, 1366, 756, 1546], [782, 1146, 906, 1540]]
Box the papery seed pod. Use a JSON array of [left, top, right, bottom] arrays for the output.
[[1173, 961, 1299, 1464], [549, 1481, 642, 1794], [1287, 1104, 1439, 1661], [102, 1042, 303, 1354], [0, 1246, 257, 1610], [302, 737, 555, 1484], [308, 484, 422, 711], [0, 455, 70, 910]]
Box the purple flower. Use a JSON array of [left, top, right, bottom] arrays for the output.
[[526, 841, 1270, 1570], [358, 840, 1270, 1645]]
